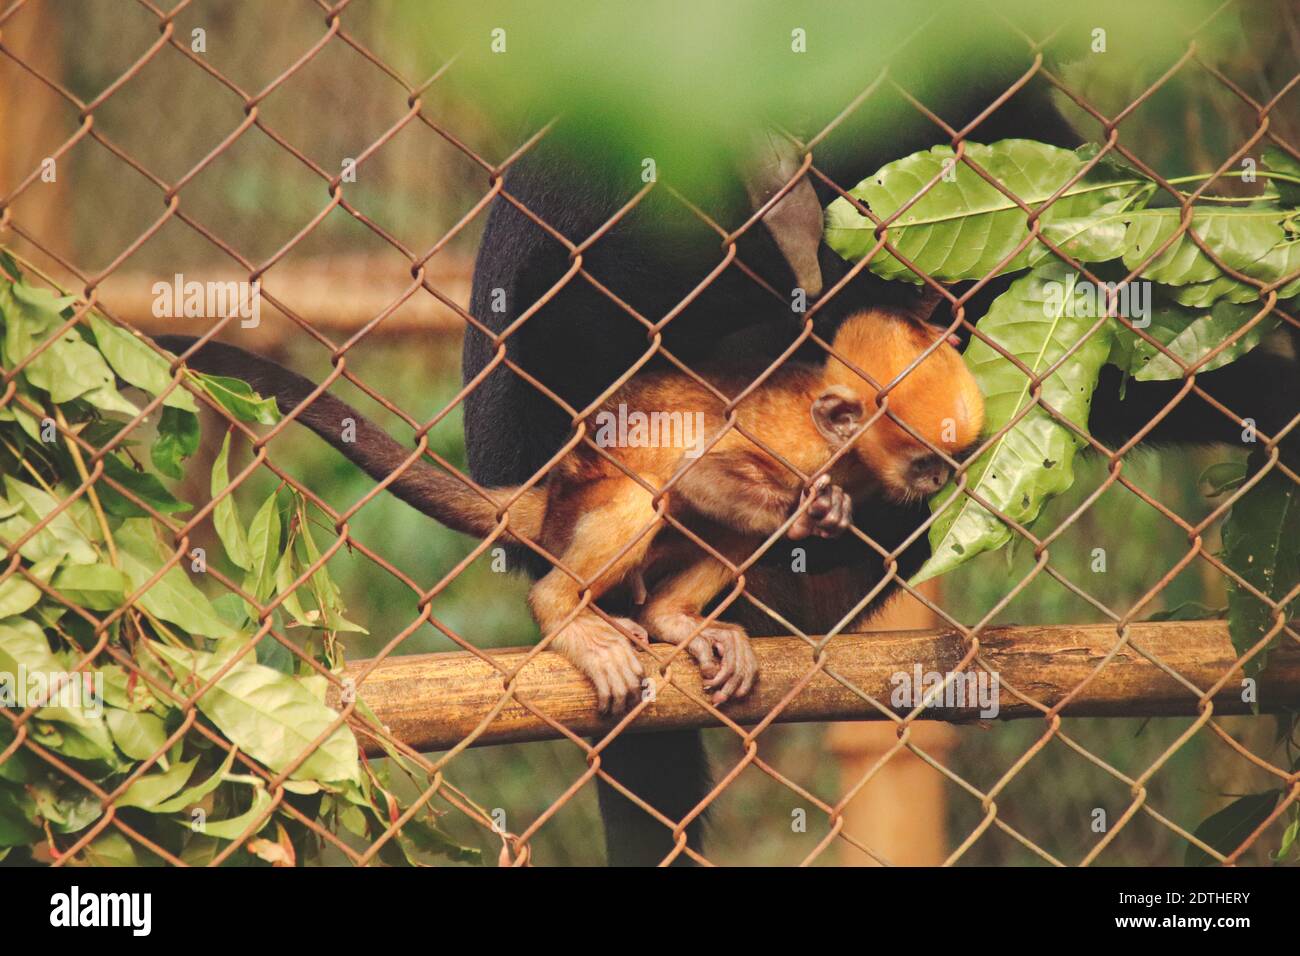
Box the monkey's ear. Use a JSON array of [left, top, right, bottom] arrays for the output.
[[742, 129, 824, 299], [811, 385, 866, 445]]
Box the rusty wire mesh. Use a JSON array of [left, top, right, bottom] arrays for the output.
[[0, 0, 1298, 867]]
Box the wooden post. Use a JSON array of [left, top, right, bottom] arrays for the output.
[[827, 582, 956, 866], [0, 10, 70, 261], [828, 720, 956, 866]]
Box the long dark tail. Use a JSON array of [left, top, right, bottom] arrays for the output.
[[154, 335, 546, 542], [597, 730, 710, 866]]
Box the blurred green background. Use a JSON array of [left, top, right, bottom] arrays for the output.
[[1, 0, 1296, 865]]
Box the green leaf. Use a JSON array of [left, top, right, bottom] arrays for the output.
[[0, 555, 59, 617], [100, 664, 158, 712], [825, 140, 1145, 282], [0, 785, 41, 847], [2, 280, 74, 370], [1276, 814, 1299, 862], [0, 616, 63, 676], [115, 519, 238, 640], [22, 327, 138, 415], [190, 372, 281, 425], [30, 782, 102, 835], [401, 816, 483, 865], [97, 453, 190, 518], [1170, 274, 1261, 309], [1222, 469, 1300, 680], [78, 829, 155, 866], [914, 264, 1113, 583], [146, 640, 360, 784], [0, 396, 43, 443], [291, 497, 366, 635], [1170, 234, 1300, 304], [151, 406, 200, 480], [0, 249, 23, 280], [1123, 206, 1294, 287], [200, 787, 273, 840], [211, 432, 252, 570], [116, 757, 199, 810], [0, 724, 40, 784], [274, 546, 314, 628], [105, 709, 169, 761], [1186, 791, 1280, 866], [1030, 198, 1132, 267], [52, 562, 129, 612], [1262, 147, 1300, 205], [153, 746, 238, 814], [255, 632, 296, 674], [86, 313, 198, 412], [244, 490, 283, 604], [0, 618, 119, 764], [0, 476, 99, 565], [1109, 301, 1276, 383]]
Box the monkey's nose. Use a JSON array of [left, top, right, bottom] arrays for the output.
[[907, 454, 951, 494]]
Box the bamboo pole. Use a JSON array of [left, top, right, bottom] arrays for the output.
[[331, 621, 1300, 755]]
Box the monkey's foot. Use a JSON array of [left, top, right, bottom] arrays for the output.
[[553, 615, 648, 715], [644, 613, 758, 705], [788, 475, 853, 540]]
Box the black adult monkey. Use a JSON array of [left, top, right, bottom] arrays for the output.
[[461, 64, 1083, 865], [462, 54, 1300, 862]]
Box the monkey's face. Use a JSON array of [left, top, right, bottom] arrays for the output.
[[813, 312, 985, 503]]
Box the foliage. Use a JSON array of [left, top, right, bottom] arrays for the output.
[[826, 138, 1297, 594], [0, 259, 478, 866], [827, 139, 1300, 861]]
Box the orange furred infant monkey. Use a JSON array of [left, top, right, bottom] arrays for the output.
[[518, 306, 984, 713], [162, 309, 984, 715]]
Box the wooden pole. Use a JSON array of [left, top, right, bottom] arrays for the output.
[[331, 621, 1300, 755], [828, 582, 955, 866], [0, 9, 70, 263]]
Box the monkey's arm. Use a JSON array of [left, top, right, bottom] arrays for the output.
[[672, 452, 851, 540]]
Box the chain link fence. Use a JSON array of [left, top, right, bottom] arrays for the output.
[[1, 0, 1298, 867]]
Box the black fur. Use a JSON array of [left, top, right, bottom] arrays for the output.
[[462, 69, 1088, 866]]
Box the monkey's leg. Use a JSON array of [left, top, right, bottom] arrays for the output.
[[528, 491, 663, 714], [639, 551, 758, 706]]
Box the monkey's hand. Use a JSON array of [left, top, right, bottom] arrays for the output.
[[692, 621, 758, 706], [642, 612, 758, 706], [553, 613, 649, 715], [788, 475, 853, 540]]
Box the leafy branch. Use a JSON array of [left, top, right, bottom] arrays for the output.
[[827, 140, 1300, 864], [0, 257, 478, 867]]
